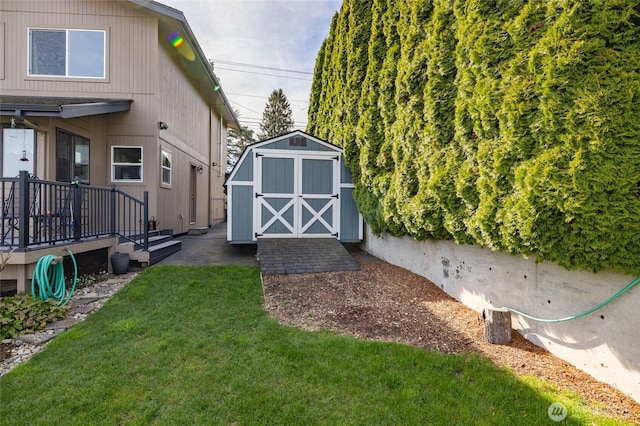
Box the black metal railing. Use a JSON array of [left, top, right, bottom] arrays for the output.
[[112, 188, 149, 250], [1, 171, 148, 250]]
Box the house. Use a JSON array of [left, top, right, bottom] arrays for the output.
[[226, 130, 362, 244], [0, 0, 239, 293]]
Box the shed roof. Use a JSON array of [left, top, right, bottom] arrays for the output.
[[225, 130, 342, 185]]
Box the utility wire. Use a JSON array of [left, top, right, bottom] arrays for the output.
[[215, 67, 313, 81], [229, 100, 262, 116], [226, 92, 310, 104], [211, 59, 313, 75]]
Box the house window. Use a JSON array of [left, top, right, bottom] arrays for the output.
[[112, 147, 142, 182], [29, 28, 105, 78], [56, 129, 89, 183], [161, 150, 172, 186]]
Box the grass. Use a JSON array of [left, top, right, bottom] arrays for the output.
[[0, 266, 630, 425]]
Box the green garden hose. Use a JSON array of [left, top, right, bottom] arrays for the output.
[[503, 276, 640, 323], [32, 249, 78, 306]]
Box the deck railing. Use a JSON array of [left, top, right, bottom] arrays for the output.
[[1, 171, 148, 250]]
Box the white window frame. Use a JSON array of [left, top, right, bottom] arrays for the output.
[[161, 149, 172, 187], [111, 146, 143, 182], [28, 28, 106, 79]]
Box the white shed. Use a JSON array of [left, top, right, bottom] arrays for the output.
[[225, 130, 363, 243]]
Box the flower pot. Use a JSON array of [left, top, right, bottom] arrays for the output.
[[110, 252, 129, 275]]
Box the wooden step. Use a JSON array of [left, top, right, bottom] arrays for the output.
[[127, 239, 182, 266], [148, 240, 182, 265], [188, 227, 208, 235]]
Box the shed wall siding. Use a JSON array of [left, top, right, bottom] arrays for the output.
[[232, 152, 253, 181], [231, 185, 254, 242], [340, 187, 360, 242], [340, 159, 352, 183]]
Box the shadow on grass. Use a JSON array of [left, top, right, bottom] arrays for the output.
[[0, 266, 623, 425]]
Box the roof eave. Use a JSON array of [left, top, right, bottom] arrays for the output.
[[128, 0, 241, 130], [0, 99, 132, 119]]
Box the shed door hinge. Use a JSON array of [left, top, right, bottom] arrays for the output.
[[331, 193, 339, 199], [255, 152, 263, 158], [255, 193, 263, 198], [255, 232, 263, 238]]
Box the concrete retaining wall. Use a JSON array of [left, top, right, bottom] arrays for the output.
[[362, 228, 639, 403]]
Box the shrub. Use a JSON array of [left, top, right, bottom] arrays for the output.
[[307, 0, 640, 275], [0, 295, 68, 340]]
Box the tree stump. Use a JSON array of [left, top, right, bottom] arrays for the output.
[[483, 308, 512, 344]]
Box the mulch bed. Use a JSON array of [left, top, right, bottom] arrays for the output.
[[262, 256, 640, 423]]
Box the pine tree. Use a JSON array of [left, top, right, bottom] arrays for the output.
[[259, 89, 294, 140], [227, 125, 255, 172]]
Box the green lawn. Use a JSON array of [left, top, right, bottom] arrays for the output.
[[0, 266, 629, 425]]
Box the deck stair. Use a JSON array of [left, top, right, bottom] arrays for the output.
[[116, 229, 181, 266]]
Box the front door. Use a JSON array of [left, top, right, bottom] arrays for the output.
[[255, 153, 338, 239]]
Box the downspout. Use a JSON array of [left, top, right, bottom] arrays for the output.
[[207, 107, 212, 227]]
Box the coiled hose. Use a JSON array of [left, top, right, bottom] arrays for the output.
[[503, 276, 640, 323], [32, 249, 78, 306]]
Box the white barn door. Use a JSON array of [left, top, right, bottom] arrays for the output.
[[255, 152, 338, 239]]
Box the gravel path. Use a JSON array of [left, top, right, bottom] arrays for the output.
[[0, 273, 137, 376]]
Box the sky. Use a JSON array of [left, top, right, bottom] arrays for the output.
[[160, 0, 342, 135]]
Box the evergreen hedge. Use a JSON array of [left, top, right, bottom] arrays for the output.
[[308, 0, 640, 275]]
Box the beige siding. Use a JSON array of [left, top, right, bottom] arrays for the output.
[[2, 0, 230, 235], [210, 113, 226, 224], [0, 22, 5, 80], [0, 0, 156, 97], [155, 46, 227, 231], [158, 47, 210, 156]]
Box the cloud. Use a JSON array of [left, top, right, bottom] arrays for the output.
[[160, 0, 341, 132]]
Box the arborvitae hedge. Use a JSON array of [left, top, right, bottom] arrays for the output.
[[308, 0, 640, 276]]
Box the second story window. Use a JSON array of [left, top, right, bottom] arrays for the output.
[[29, 28, 105, 78]]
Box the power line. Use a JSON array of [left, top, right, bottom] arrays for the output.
[[211, 59, 313, 75], [226, 92, 309, 104], [229, 100, 262, 116], [215, 67, 313, 81]]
